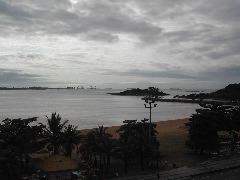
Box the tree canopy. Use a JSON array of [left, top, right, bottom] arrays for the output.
[[187, 103, 240, 154], [0, 117, 45, 179]]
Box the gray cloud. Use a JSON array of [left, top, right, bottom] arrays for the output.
[[0, 1, 30, 20], [194, 0, 240, 24], [206, 45, 240, 59], [86, 32, 119, 43], [0, 0, 162, 43], [162, 25, 240, 60], [0, 68, 42, 86], [0, 54, 43, 60], [0, 0, 240, 88], [200, 65, 240, 81], [103, 68, 196, 79], [101, 62, 240, 82]]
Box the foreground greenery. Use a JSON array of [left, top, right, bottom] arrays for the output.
[[0, 113, 160, 180], [0, 117, 46, 179], [187, 103, 240, 154]]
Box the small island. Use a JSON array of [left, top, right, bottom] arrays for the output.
[[108, 87, 169, 96]]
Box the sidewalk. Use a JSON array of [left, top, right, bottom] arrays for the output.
[[112, 155, 240, 180]]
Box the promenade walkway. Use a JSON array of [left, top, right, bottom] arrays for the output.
[[112, 155, 240, 180]]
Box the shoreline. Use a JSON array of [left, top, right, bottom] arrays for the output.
[[80, 118, 189, 139]]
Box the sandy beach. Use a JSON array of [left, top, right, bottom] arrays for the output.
[[81, 118, 204, 167], [35, 118, 203, 172], [81, 118, 189, 139]]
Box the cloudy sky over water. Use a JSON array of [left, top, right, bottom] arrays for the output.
[[0, 0, 240, 89]]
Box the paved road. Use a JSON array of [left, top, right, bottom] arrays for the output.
[[111, 155, 240, 180], [194, 167, 240, 180]]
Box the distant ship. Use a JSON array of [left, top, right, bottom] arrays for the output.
[[87, 86, 97, 89], [66, 86, 75, 89], [77, 86, 85, 90]]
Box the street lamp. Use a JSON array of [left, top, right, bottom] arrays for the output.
[[144, 98, 158, 138], [144, 98, 157, 125]]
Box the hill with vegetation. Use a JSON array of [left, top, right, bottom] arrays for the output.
[[175, 83, 240, 101]]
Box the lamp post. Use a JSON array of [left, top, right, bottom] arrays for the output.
[[144, 98, 157, 139], [144, 98, 157, 125]]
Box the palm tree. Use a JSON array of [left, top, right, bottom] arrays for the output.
[[80, 125, 114, 178], [93, 126, 114, 176], [44, 113, 68, 154], [62, 124, 81, 158]]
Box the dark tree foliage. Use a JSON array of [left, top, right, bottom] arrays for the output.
[[62, 124, 82, 157], [117, 120, 159, 172], [229, 106, 240, 131], [145, 87, 162, 100], [0, 112, 161, 179], [43, 112, 68, 154], [0, 117, 45, 180], [80, 125, 115, 179], [187, 103, 240, 154], [187, 113, 220, 154]]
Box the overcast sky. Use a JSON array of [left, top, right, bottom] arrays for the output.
[[0, 0, 240, 89]]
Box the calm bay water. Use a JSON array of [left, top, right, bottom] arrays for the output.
[[0, 89, 201, 129]]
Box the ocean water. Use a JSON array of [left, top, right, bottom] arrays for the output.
[[0, 89, 202, 129]]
